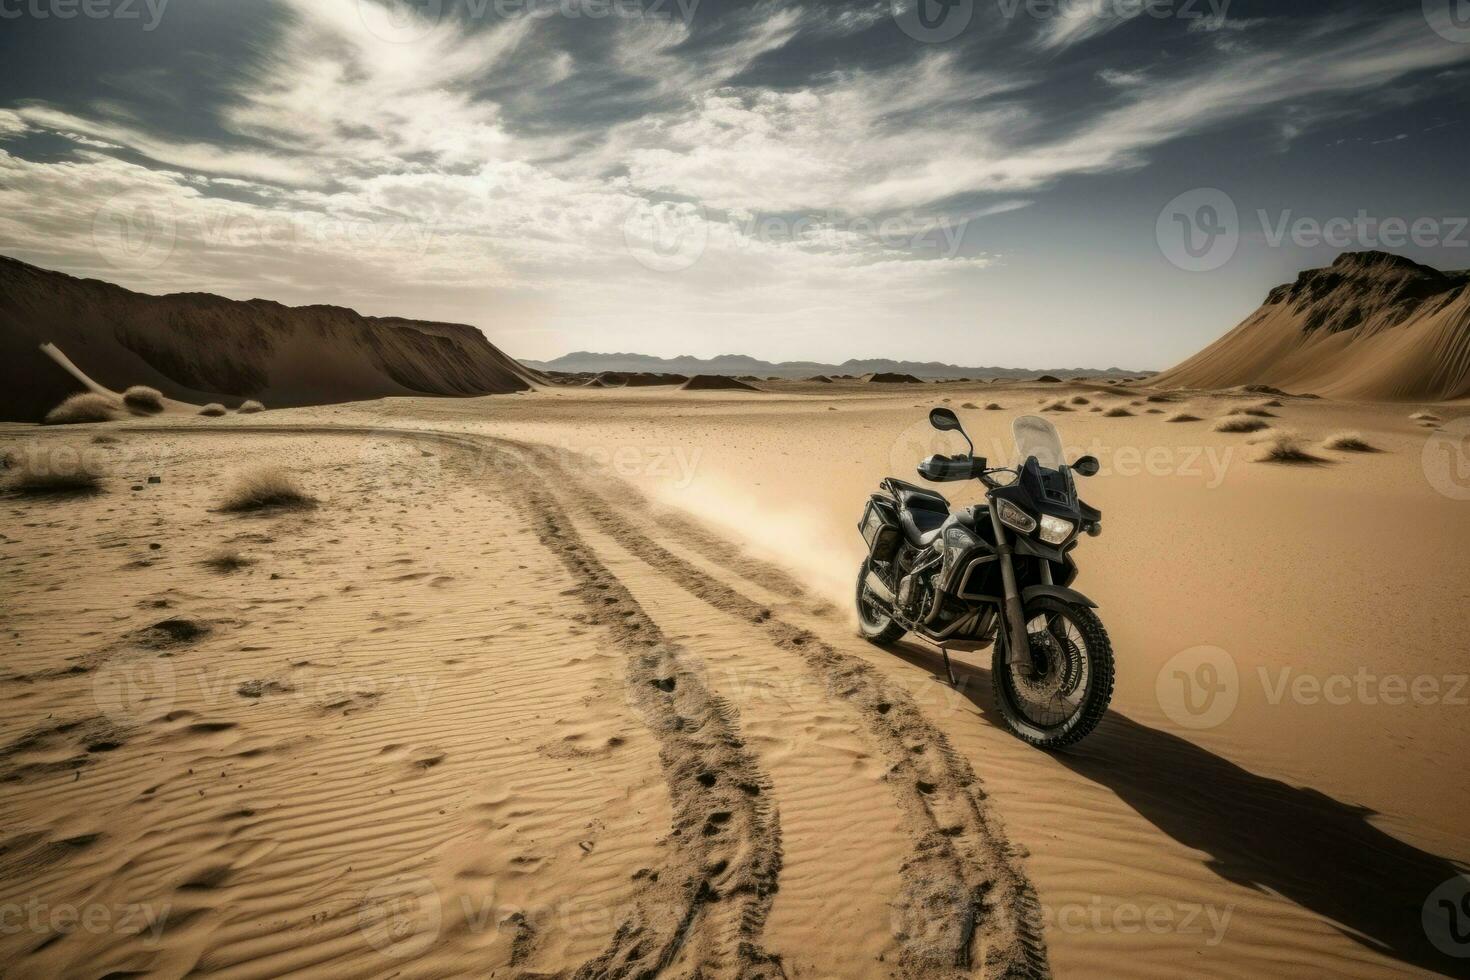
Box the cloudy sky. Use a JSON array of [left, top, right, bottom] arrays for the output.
[[1, 0, 1467, 369]]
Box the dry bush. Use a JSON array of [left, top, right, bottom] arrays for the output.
[[1042, 401, 1074, 412], [1252, 431, 1326, 464], [44, 392, 118, 425], [984, 402, 1003, 411], [1256, 399, 1283, 408], [1102, 407, 1134, 418], [1232, 407, 1276, 418], [199, 403, 228, 417], [1215, 416, 1271, 433], [1167, 413, 1202, 423], [202, 550, 254, 574], [91, 434, 120, 445], [237, 400, 266, 414], [1410, 411, 1442, 422], [1322, 431, 1380, 453], [1145, 393, 1178, 403], [2, 448, 104, 496], [1071, 395, 1090, 405], [219, 466, 315, 513], [122, 385, 165, 413]]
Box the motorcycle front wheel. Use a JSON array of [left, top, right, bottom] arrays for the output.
[[855, 558, 906, 645], [992, 595, 1114, 749]]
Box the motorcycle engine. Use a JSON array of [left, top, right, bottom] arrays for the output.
[[896, 571, 932, 618]]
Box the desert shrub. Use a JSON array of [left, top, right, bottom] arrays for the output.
[[1167, 413, 1202, 423], [1232, 407, 1276, 418], [91, 434, 120, 445], [1145, 393, 1178, 403], [122, 386, 165, 413], [199, 403, 228, 417], [1215, 416, 1270, 433], [237, 399, 266, 414], [2, 448, 104, 496], [1102, 407, 1134, 418], [44, 392, 118, 425], [219, 466, 315, 513], [202, 551, 254, 573], [1042, 401, 1074, 412], [1253, 431, 1326, 464], [1322, 431, 1379, 453], [985, 402, 1003, 411], [1256, 399, 1283, 408], [1071, 395, 1090, 405]]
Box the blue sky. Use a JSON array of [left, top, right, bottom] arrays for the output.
[[1, 0, 1467, 368]]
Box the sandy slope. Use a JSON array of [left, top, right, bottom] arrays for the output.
[[1150, 251, 1470, 401], [3, 379, 1468, 978], [0, 255, 538, 423]]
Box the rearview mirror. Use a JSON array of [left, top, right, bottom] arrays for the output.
[[929, 407, 962, 432], [1072, 455, 1100, 477]]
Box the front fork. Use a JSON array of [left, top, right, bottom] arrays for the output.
[[989, 506, 1043, 666]]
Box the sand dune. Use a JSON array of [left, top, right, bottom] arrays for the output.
[[0, 256, 538, 422], [1151, 251, 1470, 401]]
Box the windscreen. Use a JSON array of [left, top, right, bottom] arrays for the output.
[[1012, 415, 1065, 470]]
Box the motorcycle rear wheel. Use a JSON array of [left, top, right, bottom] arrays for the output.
[[992, 595, 1114, 749]]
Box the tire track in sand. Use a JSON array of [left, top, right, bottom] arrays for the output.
[[125, 424, 784, 980], [512, 441, 1051, 980], [455, 438, 786, 980]]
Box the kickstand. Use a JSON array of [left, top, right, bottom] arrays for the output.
[[939, 647, 958, 687]]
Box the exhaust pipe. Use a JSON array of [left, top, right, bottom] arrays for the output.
[[863, 570, 895, 604]]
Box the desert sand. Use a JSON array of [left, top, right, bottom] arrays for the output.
[[4, 376, 1468, 978], [1151, 251, 1470, 402]]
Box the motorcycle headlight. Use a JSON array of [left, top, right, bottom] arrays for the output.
[[1038, 514, 1075, 545], [995, 498, 1037, 534]]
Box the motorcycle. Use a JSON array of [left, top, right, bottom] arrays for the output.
[[855, 408, 1114, 749]]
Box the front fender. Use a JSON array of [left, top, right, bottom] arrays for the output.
[[1021, 583, 1097, 609]]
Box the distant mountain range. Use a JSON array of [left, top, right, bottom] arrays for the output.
[[524, 352, 1149, 380]]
